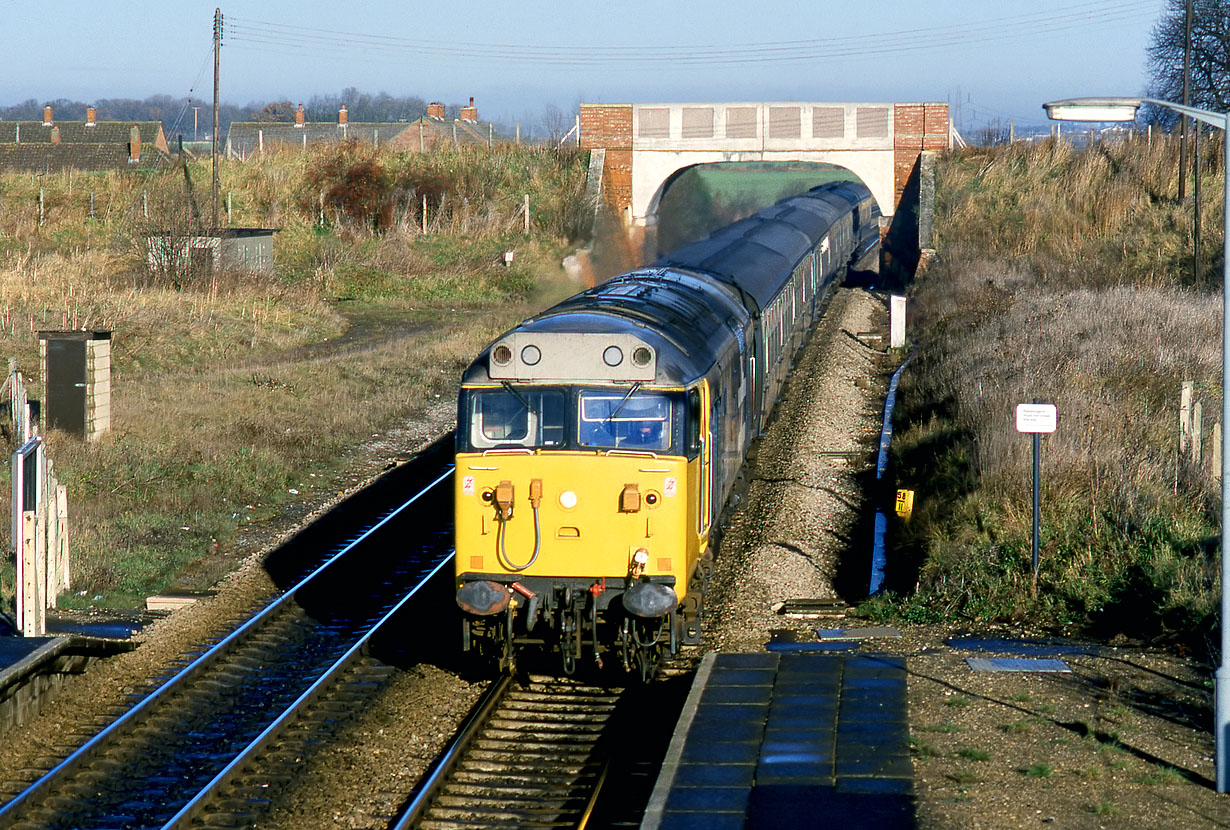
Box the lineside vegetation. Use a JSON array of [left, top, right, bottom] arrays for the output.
[[870, 135, 1224, 655], [0, 142, 591, 609]]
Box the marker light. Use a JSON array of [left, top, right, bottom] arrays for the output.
[[559, 491, 578, 509]]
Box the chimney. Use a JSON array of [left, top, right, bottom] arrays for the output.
[[427, 101, 445, 119], [50, 126, 61, 144], [338, 105, 348, 126], [295, 104, 305, 128], [42, 105, 53, 126], [85, 105, 97, 127], [129, 125, 141, 162], [460, 97, 477, 123]]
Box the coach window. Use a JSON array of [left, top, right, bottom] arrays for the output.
[[578, 390, 673, 450], [470, 388, 565, 449]]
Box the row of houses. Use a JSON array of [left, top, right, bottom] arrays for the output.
[[0, 106, 170, 173], [0, 98, 505, 174]]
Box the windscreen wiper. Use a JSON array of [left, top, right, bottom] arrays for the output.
[[501, 381, 532, 413], [604, 382, 642, 425]]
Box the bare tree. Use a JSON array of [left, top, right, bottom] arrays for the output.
[[1147, 0, 1230, 122]]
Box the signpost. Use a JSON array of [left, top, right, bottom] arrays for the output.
[[1016, 403, 1057, 595]]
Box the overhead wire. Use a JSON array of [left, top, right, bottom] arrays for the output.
[[222, 1, 1161, 69]]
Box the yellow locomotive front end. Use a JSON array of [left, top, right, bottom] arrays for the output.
[[454, 330, 707, 677]]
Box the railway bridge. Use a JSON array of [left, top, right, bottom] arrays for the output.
[[580, 100, 949, 254]]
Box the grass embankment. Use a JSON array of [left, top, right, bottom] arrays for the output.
[[0, 142, 590, 609], [870, 136, 1223, 654]]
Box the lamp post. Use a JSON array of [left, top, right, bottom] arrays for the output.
[[1044, 96, 1230, 793]]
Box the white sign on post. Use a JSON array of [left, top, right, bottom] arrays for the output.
[[1016, 403, 1057, 434]]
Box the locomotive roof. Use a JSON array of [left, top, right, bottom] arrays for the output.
[[461, 268, 749, 387], [654, 183, 863, 312]]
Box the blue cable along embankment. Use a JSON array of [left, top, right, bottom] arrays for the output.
[[870, 347, 917, 596]]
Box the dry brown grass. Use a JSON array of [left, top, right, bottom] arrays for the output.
[[873, 136, 1222, 649], [0, 143, 589, 608]]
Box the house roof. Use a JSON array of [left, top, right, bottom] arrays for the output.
[[225, 118, 504, 156], [0, 142, 168, 173], [392, 116, 502, 148], [225, 122, 415, 155], [0, 121, 169, 152]]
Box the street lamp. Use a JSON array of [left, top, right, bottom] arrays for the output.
[[1044, 95, 1230, 794]]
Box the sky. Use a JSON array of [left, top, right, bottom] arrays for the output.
[[1, 0, 1166, 132]]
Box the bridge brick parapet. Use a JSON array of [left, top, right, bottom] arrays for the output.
[[581, 101, 949, 231]]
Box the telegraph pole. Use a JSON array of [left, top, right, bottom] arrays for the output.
[[1180, 0, 1192, 201], [212, 7, 222, 231]]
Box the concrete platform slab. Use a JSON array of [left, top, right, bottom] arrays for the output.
[[641, 652, 915, 829]]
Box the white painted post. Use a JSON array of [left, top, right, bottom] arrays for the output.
[[1181, 381, 1194, 456], [524, 194, 530, 234], [38, 188, 44, 226], [422, 195, 428, 234], [143, 190, 148, 219], [44, 460, 56, 610], [259, 129, 264, 157], [890, 295, 906, 348]]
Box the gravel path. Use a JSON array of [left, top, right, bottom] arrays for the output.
[[705, 286, 888, 651]]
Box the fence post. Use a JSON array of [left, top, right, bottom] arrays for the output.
[[524, 194, 530, 235], [56, 483, 70, 594], [1194, 401, 1204, 464], [1180, 381, 1193, 456], [1216, 422, 1224, 483], [20, 511, 42, 636], [38, 188, 44, 227]]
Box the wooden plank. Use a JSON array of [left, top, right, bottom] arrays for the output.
[[20, 511, 41, 637], [36, 507, 47, 628], [56, 483, 69, 593]]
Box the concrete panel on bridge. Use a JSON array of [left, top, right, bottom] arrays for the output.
[[581, 100, 949, 231]]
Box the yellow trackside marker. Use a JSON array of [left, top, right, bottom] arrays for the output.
[[895, 489, 915, 521]]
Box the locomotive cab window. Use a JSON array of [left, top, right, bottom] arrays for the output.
[[469, 387, 565, 449], [578, 390, 674, 450]]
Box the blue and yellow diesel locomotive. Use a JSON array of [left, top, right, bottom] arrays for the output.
[[454, 181, 881, 677]]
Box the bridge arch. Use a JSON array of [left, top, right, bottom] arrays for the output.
[[642, 157, 885, 230], [581, 101, 949, 243]]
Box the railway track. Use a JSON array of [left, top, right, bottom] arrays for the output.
[[397, 654, 697, 830], [0, 451, 456, 830], [399, 676, 619, 829]]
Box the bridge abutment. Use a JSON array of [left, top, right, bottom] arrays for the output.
[[581, 101, 949, 268]]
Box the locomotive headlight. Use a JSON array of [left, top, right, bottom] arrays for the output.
[[521, 344, 541, 366], [603, 346, 623, 367], [632, 548, 649, 566], [559, 490, 578, 509]]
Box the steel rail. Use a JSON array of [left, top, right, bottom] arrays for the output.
[[391, 674, 514, 829], [163, 553, 456, 828], [0, 465, 453, 824]]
